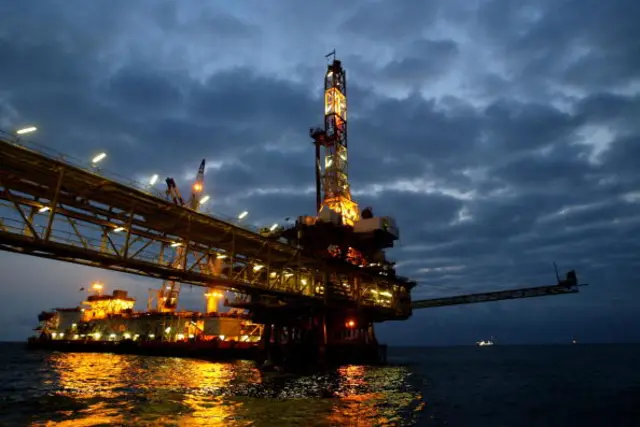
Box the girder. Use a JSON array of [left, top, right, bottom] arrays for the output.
[[0, 137, 412, 321], [411, 271, 583, 309]]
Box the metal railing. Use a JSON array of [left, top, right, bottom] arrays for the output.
[[0, 217, 161, 265], [0, 129, 267, 235]]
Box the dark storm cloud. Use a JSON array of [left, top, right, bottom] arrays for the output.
[[0, 0, 639, 344], [347, 93, 480, 173], [106, 67, 184, 113], [341, 1, 441, 42], [575, 93, 640, 131], [491, 145, 595, 191], [482, 100, 579, 154], [380, 39, 459, 83], [359, 191, 463, 235], [599, 133, 640, 179], [189, 69, 316, 130], [474, 0, 640, 97]]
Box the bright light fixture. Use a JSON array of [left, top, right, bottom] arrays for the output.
[[149, 174, 158, 185], [238, 211, 248, 219], [113, 226, 125, 232], [16, 126, 37, 135], [38, 206, 50, 213], [270, 223, 278, 231], [199, 195, 210, 204], [92, 152, 107, 164]]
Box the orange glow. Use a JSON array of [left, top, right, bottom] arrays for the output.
[[204, 289, 224, 314], [325, 87, 347, 120], [92, 282, 103, 291], [324, 196, 360, 226], [346, 319, 356, 328], [82, 297, 135, 320], [193, 183, 203, 192], [47, 352, 262, 425], [346, 247, 366, 266], [42, 351, 423, 425]]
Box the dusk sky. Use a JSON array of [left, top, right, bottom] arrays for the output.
[[1, 0, 638, 345]]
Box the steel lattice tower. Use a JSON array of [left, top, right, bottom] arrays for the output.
[[311, 55, 360, 226]]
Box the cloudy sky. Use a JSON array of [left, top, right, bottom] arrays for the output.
[[1, 0, 638, 345]]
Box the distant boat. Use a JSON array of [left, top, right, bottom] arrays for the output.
[[476, 336, 495, 346]]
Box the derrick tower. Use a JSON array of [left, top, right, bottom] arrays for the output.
[[311, 52, 360, 226]]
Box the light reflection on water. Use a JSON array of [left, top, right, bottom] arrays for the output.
[[8, 352, 424, 426]]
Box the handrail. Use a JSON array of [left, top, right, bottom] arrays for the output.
[[0, 129, 267, 235]]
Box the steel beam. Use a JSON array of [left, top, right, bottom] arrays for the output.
[[412, 272, 582, 309], [0, 137, 412, 320]]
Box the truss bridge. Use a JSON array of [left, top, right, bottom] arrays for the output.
[[0, 135, 414, 322]]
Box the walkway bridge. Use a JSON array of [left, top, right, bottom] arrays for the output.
[[0, 133, 583, 325], [0, 134, 416, 321]]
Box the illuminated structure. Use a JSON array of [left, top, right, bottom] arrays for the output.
[[205, 289, 224, 314], [82, 289, 135, 321], [151, 159, 226, 313], [0, 53, 585, 366], [311, 53, 359, 226], [35, 282, 263, 344]]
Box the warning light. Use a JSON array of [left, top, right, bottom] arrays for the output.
[[346, 319, 356, 328], [193, 183, 203, 192]]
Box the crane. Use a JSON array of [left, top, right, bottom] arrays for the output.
[[148, 159, 224, 313], [412, 269, 585, 309]]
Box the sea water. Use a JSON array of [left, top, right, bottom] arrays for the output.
[[0, 343, 638, 426]]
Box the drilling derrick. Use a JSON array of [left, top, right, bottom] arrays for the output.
[[311, 56, 359, 226], [297, 54, 400, 272]]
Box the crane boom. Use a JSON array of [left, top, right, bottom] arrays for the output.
[[411, 270, 584, 310], [151, 159, 208, 312]]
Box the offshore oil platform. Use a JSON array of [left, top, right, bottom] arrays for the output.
[[0, 53, 584, 368]]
